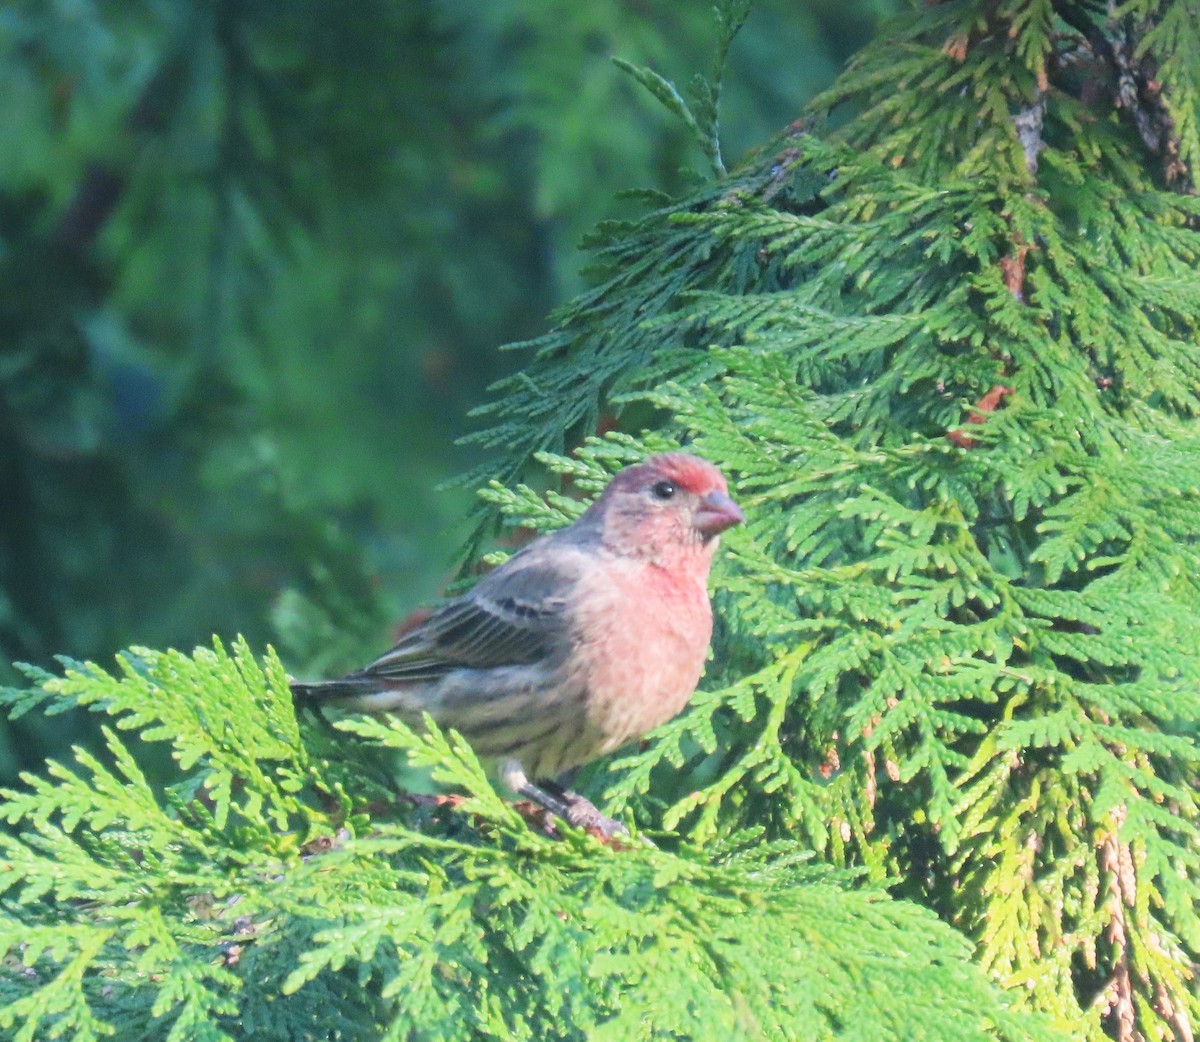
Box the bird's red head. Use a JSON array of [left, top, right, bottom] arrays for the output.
[[586, 452, 744, 563]]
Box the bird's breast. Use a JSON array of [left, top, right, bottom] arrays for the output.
[[571, 558, 713, 752]]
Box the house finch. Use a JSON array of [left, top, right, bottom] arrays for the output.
[[292, 452, 743, 835]]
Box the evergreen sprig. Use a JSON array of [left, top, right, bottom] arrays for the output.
[[472, 1, 1200, 1038], [0, 640, 1040, 1042], [6, 0, 1200, 1037]]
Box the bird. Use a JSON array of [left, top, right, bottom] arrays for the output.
[[291, 452, 743, 836]]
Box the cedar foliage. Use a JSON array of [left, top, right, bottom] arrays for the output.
[[4, 0, 1200, 1039], [473, 0, 1200, 1037], [0, 640, 1038, 1041], [0, 0, 874, 782]]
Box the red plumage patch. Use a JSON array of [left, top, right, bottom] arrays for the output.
[[602, 452, 729, 500], [648, 453, 727, 496]]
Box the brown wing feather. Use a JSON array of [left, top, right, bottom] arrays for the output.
[[350, 561, 575, 684]]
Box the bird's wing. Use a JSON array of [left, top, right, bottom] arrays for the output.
[[353, 558, 576, 684]]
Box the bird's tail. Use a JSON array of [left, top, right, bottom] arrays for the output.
[[291, 675, 427, 716], [291, 677, 370, 702]]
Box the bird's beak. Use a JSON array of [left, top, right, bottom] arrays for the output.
[[693, 490, 745, 538]]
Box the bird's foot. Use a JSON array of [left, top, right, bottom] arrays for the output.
[[561, 791, 627, 839], [515, 781, 627, 840]]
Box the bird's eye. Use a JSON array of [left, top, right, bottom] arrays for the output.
[[651, 480, 677, 500]]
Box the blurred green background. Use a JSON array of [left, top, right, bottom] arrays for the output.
[[0, 0, 899, 777]]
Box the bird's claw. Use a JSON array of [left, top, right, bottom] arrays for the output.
[[515, 780, 630, 841], [562, 793, 628, 839]]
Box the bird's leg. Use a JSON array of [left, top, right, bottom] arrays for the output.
[[514, 780, 574, 822], [498, 758, 575, 827], [499, 760, 626, 838], [542, 774, 627, 838]]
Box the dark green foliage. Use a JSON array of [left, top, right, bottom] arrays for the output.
[[6, 0, 1200, 1039], [0, 0, 886, 783], [471, 1, 1200, 1038], [0, 640, 1043, 1041]]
